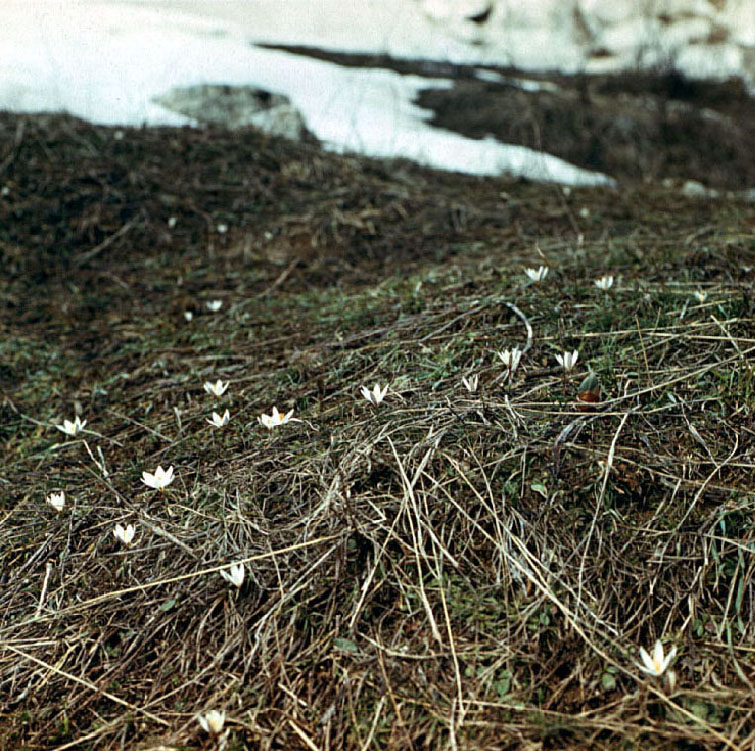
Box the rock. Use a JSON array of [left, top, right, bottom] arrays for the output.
[[153, 84, 312, 140], [682, 179, 718, 198]]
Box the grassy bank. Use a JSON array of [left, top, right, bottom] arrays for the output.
[[1, 112, 754, 750]]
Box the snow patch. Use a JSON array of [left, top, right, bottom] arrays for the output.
[[0, 0, 751, 185]]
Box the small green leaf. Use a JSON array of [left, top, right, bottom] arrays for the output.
[[601, 672, 616, 690], [494, 671, 512, 697], [689, 701, 709, 721], [160, 599, 176, 612], [530, 483, 547, 498], [333, 637, 359, 653]]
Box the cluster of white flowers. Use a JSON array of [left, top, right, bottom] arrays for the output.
[[44, 256, 691, 724], [524, 266, 619, 295]]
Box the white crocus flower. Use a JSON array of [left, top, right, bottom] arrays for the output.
[[46, 491, 65, 513], [693, 290, 708, 303], [184, 311, 193, 322], [258, 406, 295, 430], [461, 374, 479, 393], [524, 266, 549, 283], [207, 409, 230, 428], [556, 350, 579, 372], [497, 346, 523, 377], [141, 465, 175, 491], [220, 563, 245, 588], [56, 416, 87, 436], [113, 523, 136, 546], [206, 299, 223, 312], [203, 379, 229, 397], [198, 709, 226, 735], [638, 640, 677, 677], [361, 383, 388, 407], [594, 275, 614, 291]]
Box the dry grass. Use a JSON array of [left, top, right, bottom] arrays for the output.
[[1, 113, 755, 750]]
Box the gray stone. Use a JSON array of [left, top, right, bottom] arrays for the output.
[[153, 84, 311, 140]]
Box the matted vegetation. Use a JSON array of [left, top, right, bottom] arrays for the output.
[[1, 112, 754, 750]]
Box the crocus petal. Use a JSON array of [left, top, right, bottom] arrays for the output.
[[652, 640, 664, 671]]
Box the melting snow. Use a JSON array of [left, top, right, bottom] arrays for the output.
[[1, 0, 751, 185]]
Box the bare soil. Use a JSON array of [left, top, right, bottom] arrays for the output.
[[265, 45, 755, 189]]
